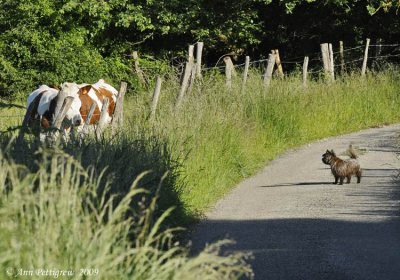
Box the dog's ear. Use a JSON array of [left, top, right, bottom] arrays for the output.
[[326, 149, 330, 154], [330, 149, 336, 156]]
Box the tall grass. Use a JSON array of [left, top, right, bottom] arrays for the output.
[[1, 69, 400, 221], [124, 69, 400, 214], [0, 149, 253, 279], [0, 69, 399, 278]]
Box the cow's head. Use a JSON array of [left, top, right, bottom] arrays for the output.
[[59, 82, 82, 126]]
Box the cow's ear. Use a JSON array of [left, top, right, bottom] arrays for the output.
[[49, 84, 60, 90], [80, 87, 88, 95]]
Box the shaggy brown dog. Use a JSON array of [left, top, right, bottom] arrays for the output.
[[322, 146, 362, 185]]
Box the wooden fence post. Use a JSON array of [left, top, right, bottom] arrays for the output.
[[176, 62, 192, 107], [52, 97, 74, 130], [376, 38, 382, 58], [187, 62, 197, 94], [98, 97, 110, 128], [196, 42, 204, 78], [53, 89, 68, 121], [241, 56, 250, 94], [188, 45, 195, 64], [223, 56, 236, 88], [132, 51, 146, 85], [150, 76, 162, 119], [47, 96, 74, 144], [96, 97, 110, 139], [339, 41, 345, 75], [17, 94, 42, 144], [186, 45, 196, 92], [80, 102, 97, 138], [272, 49, 284, 78], [112, 82, 127, 129], [329, 43, 335, 80], [361, 38, 371, 76], [263, 53, 276, 88], [320, 43, 329, 73], [320, 43, 334, 81], [374, 38, 382, 68], [303, 56, 309, 88]]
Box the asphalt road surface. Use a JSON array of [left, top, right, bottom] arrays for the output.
[[191, 124, 400, 280]]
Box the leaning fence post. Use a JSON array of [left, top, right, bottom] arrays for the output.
[[52, 97, 74, 130], [150, 76, 162, 119], [241, 56, 250, 94], [47, 96, 74, 144], [176, 62, 192, 108], [361, 38, 371, 76], [53, 90, 68, 121], [17, 94, 42, 144], [80, 102, 97, 139], [187, 62, 197, 95], [112, 82, 127, 129], [272, 49, 284, 78], [263, 53, 276, 88], [302, 56, 309, 88]]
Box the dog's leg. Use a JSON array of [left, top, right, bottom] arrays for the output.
[[334, 176, 339, 184], [339, 177, 344, 185], [357, 170, 362, 183], [346, 176, 351, 184]]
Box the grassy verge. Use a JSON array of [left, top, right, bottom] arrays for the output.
[[1, 69, 400, 222], [125, 69, 400, 215]]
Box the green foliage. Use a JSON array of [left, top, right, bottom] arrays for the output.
[[1, 0, 400, 99], [367, 0, 400, 14], [0, 0, 174, 98]]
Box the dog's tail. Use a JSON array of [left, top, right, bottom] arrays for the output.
[[347, 144, 358, 159]]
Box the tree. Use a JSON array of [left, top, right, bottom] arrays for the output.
[[0, 0, 399, 98]]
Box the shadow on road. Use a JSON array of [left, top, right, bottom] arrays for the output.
[[191, 126, 400, 279], [192, 168, 400, 280], [259, 182, 333, 187], [192, 217, 400, 280]]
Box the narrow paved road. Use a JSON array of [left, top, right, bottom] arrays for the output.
[[191, 125, 400, 280]]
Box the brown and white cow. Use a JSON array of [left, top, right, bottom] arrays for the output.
[[26, 84, 82, 142], [59, 79, 118, 132], [27, 84, 82, 129]]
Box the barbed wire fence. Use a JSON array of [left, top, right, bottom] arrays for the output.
[[142, 38, 400, 116], [206, 42, 398, 70]]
